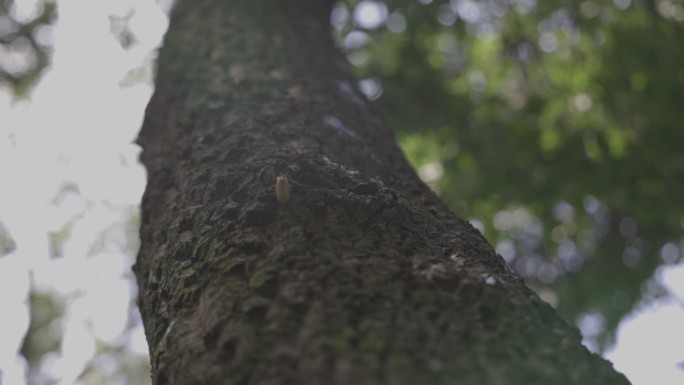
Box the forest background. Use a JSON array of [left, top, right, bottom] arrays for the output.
[[0, 0, 683, 384]]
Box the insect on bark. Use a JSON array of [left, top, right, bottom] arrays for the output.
[[275, 176, 291, 203]]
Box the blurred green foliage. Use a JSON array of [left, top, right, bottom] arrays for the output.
[[20, 291, 64, 369], [0, 0, 55, 97], [338, 0, 684, 352]]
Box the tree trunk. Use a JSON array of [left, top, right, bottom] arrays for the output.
[[134, 1, 630, 384]]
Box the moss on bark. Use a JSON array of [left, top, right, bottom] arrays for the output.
[[134, 0, 631, 384]]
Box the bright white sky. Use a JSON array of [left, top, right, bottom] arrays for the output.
[[0, 0, 165, 384], [0, 1, 682, 384]]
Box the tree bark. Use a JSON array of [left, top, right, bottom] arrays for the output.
[[134, 0, 630, 384]]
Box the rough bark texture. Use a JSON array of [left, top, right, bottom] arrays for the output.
[[134, 1, 631, 384]]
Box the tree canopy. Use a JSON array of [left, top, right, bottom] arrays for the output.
[[333, 0, 684, 352]]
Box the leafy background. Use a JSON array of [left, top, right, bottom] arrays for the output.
[[1, 0, 683, 384], [336, 0, 684, 354]]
